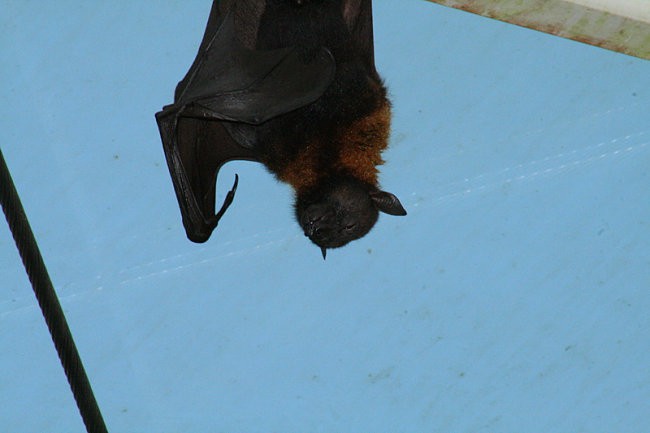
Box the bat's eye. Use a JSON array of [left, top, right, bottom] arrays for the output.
[[343, 223, 357, 232]]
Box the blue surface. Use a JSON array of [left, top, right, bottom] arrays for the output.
[[1, 1, 649, 432]]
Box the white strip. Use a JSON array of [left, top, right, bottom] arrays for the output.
[[569, 0, 650, 23]]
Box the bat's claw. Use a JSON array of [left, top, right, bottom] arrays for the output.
[[214, 174, 239, 221]]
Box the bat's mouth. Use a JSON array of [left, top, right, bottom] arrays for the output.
[[302, 223, 355, 249]]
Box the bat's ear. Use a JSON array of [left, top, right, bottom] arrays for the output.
[[370, 191, 407, 216]]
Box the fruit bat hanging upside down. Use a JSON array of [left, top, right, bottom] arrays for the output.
[[155, 0, 406, 259]]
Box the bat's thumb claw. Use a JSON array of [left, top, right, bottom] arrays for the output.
[[230, 174, 239, 193], [214, 174, 239, 222], [224, 174, 239, 205]]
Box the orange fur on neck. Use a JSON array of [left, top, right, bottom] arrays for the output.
[[277, 144, 321, 193], [335, 101, 391, 186], [278, 101, 391, 194]]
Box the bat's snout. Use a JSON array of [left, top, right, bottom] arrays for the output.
[[303, 218, 323, 237], [300, 205, 335, 239]]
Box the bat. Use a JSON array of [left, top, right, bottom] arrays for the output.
[[155, 0, 406, 259]]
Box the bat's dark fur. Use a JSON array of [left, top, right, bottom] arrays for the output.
[[156, 0, 405, 258], [254, 0, 405, 255]]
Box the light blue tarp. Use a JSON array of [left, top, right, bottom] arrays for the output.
[[1, 1, 649, 432]]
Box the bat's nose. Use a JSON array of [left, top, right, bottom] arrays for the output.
[[302, 212, 325, 237], [304, 222, 319, 237]]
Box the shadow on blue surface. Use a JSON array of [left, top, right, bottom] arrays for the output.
[[1, 1, 649, 432]]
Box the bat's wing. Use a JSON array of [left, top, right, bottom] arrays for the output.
[[156, 9, 335, 243], [343, 0, 378, 77]]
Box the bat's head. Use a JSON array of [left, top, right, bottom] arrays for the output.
[[296, 177, 406, 258]]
